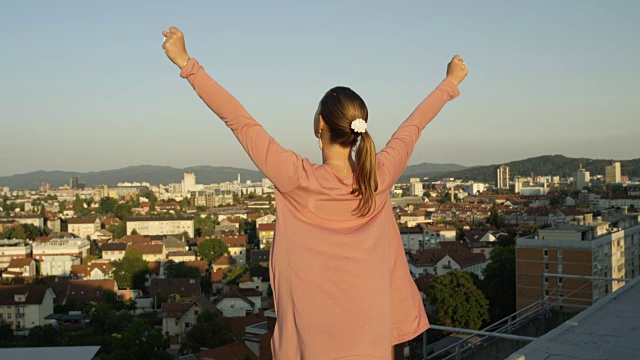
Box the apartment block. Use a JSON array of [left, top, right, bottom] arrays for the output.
[[516, 212, 640, 312], [126, 216, 195, 238], [31, 238, 91, 261]]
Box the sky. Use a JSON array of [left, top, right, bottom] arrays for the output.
[[1, 0, 639, 177]]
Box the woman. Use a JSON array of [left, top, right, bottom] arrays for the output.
[[162, 26, 467, 359]]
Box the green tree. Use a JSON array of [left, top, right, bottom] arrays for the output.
[[486, 205, 505, 228], [195, 215, 216, 237], [98, 197, 119, 216], [199, 238, 228, 263], [110, 319, 171, 360], [225, 266, 248, 284], [130, 228, 139, 235], [106, 222, 126, 239], [58, 200, 67, 213], [112, 249, 149, 289], [481, 246, 516, 322], [427, 270, 489, 330], [180, 309, 235, 355], [73, 194, 85, 213], [164, 262, 201, 278], [3, 224, 28, 240], [25, 324, 63, 347], [113, 202, 133, 220], [140, 189, 158, 212]]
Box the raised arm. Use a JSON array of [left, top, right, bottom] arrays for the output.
[[162, 26, 302, 193], [377, 55, 468, 188]]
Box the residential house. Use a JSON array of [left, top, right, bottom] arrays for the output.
[[218, 235, 248, 266], [0, 285, 55, 335], [408, 246, 488, 279], [66, 280, 119, 303], [100, 242, 127, 262], [2, 258, 37, 278], [163, 236, 187, 254], [100, 217, 121, 228], [419, 223, 457, 246], [255, 214, 276, 225], [215, 286, 263, 317], [150, 278, 202, 303], [161, 294, 218, 348], [220, 216, 242, 231], [127, 243, 165, 262], [257, 223, 275, 249], [69, 262, 114, 281], [212, 254, 236, 272], [67, 217, 101, 239], [211, 268, 231, 292], [0, 239, 31, 270], [238, 267, 270, 295], [167, 251, 197, 262], [89, 229, 113, 244]]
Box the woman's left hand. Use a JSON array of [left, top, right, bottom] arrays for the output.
[[162, 26, 191, 69]]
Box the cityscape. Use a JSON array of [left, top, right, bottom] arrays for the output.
[[2, 1, 639, 359], [1, 157, 639, 359]]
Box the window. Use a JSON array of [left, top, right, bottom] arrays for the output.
[[7, 314, 11, 320], [543, 249, 548, 257], [544, 276, 549, 284], [559, 277, 563, 284], [544, 263, 549, 270]]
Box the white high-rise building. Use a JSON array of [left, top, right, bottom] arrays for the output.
[[574, 165, 591, 189], [181, 172, 196, 194], [495, 165, 510, 189]]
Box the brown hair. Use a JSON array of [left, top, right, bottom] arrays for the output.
[[319, 86, 378, 216]]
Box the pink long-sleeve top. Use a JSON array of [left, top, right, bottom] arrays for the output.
[[180, 59, 460, 359]]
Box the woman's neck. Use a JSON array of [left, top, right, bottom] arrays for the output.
[[322, 142, 355, 174]]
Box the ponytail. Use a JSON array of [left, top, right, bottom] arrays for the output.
[[352, 131, 378, 217]]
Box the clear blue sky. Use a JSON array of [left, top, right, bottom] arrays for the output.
[[1, 0, 638, 177]]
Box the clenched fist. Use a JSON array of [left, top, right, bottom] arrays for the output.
[[162, 26, 191, 69], [446, 55, 468, 86]]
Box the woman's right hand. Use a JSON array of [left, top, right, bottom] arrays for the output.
[[446, 55, 468, 86], [162, 26, 191, 70]]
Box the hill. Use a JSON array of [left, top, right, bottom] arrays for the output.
[[427, 155, 640, 183], [0, 165, 265, 189], [398, 162, 468, 182]]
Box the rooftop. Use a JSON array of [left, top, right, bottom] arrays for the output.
[[508, 276, 640, 359]]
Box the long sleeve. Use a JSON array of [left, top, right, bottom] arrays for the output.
[[180, 59, 302, 193], [377, 79, 460, 188]]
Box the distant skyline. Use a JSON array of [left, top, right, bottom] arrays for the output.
[[1, 1, 639, 177]]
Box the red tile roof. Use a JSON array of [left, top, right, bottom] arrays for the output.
[[218, 235, 248, 248], [7, 258, 35, 269], [127, 243, 163, 255], [211, 268, 231, 283], [258, 223, 275, 231], [0, 285, 51, 305], [212, 254, 236, 266], [67, 216, 98, 224], [194, 341, 259, 360], [150, 278, 201, 298]]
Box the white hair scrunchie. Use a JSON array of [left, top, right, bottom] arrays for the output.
[[351, 118, 367, 134]]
